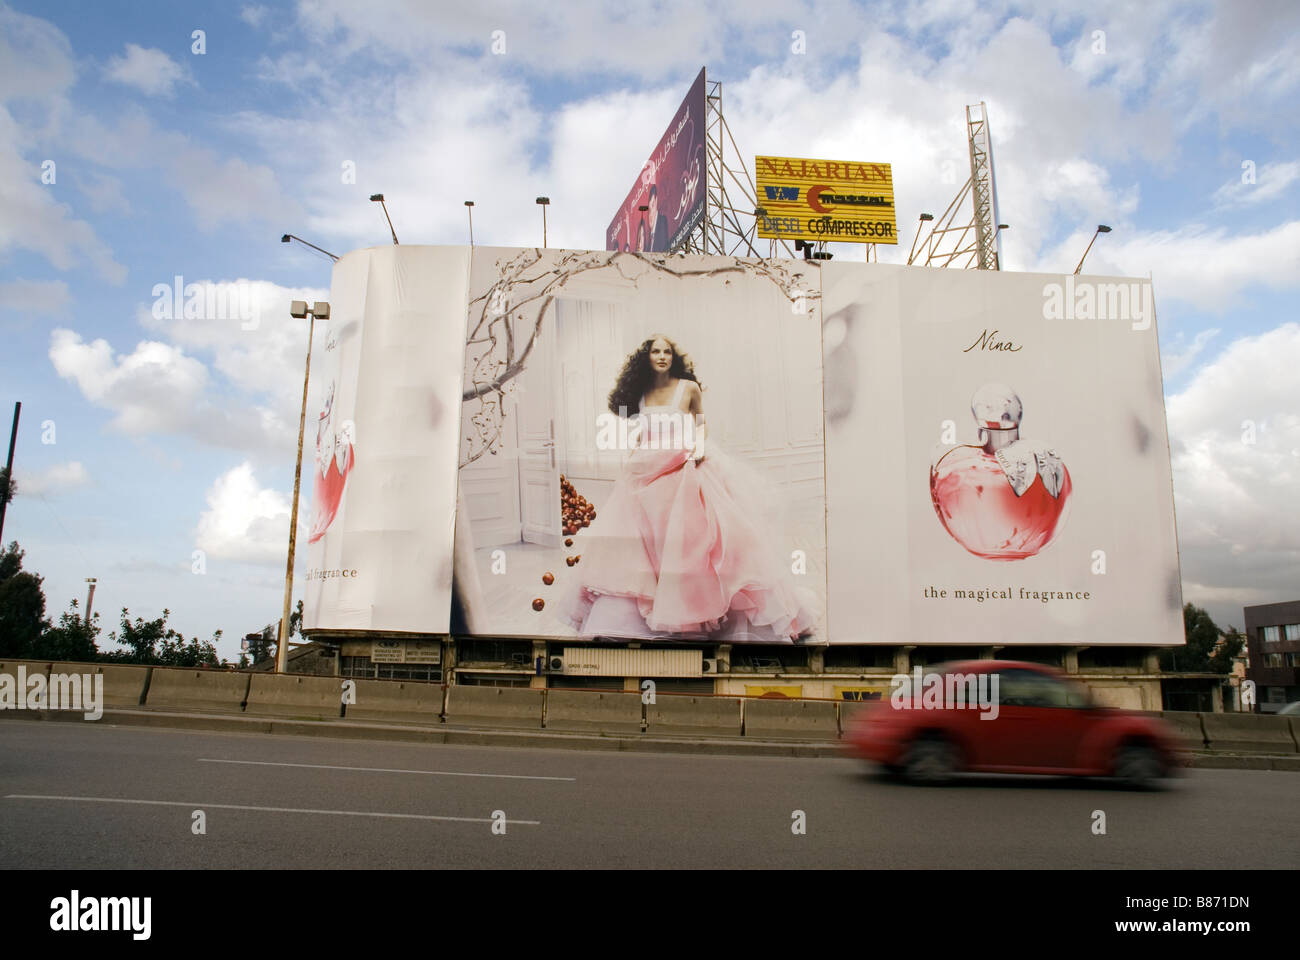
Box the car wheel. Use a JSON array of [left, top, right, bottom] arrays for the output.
[[903, 736, 959, 785], [1112, 743, 1164, 789]]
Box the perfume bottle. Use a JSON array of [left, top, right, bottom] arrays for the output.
[[929, 383, 1071, 560], [308, 382, 354, 544]]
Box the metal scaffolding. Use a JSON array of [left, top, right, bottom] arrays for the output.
[[907, 101, 1004, 270]]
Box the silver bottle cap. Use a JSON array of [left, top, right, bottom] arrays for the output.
[[971, 382, 1023, 430]]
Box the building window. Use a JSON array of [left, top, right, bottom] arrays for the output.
[[376, 663, 441, 682], [1264, 653, 1285, 667], [1288, 653, 1300, 668], [1260, 626, 1281, 646], [341, 656, 373, 677], [1285, 624, 1300, 643], [458, 673, 533, 688]]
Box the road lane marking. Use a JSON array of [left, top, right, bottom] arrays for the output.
[[4, 795, 540, 824], [197, 758, 576, 781]]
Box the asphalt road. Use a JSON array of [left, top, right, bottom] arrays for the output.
[[1, 720, 1296, 869]]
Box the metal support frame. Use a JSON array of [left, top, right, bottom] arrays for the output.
[[681, 77, 796, 259], [908, 101, 1002, 271]]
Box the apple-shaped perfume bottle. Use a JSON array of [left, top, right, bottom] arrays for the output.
[[308, 382, 354, 544], [929, 383, 1071, 560]]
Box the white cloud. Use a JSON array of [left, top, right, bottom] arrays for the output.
[[0, 7, 125, 284], [194, 462, 297, 565], [13, 461, 89, 497], [1160, 326, 1219, 381], [1212, 160, 1300, 208], [48, 327, 293, 453], [75, 169, 131, 215], [1034, 220, 1300, 308], [104, 43, 189, 97], [0, 278, 70, 316], [240, 5, 268, 28], [1165, 323, 1300, 626]]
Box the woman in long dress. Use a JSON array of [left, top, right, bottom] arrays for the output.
[[560, 335, 818, 643]]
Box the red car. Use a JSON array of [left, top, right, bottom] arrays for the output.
[[843, 660, 1183, 787]]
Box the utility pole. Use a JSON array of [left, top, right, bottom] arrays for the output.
[[0, 401, 20, 545]]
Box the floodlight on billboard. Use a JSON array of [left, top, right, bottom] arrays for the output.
[[605, 68, 707, 254], [754, 156, 898, 244]]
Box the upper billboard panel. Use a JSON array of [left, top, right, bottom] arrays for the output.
[[821, 263, 1183, 645], [755, 155, 898, 244], [605, 68, 706, 253], [456, 247, 827, 644], [303, 245, 469, 635]]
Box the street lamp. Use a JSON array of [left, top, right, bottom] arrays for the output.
[[370, 194, 399, 244], [536, 196, 550, 248], [1074, 224, 1112, 275], [464, 201, 475, 247], [84, 578, 97, 622], [907, 213, 935, 266], [277, 299, 331, 674], [280, 233, 339, 262]]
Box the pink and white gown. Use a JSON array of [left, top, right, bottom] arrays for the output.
[[559, 379, 819, 643]]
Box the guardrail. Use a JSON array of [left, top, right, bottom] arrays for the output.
[[2, 662, 1296, 750]]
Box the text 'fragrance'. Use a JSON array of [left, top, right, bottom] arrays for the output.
[[930, 383, 1072, 560]]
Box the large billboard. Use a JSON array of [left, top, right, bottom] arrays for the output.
[[305, 245, 1183, 647], [755, 155, 898, 244], [605, 68, 706, 254]]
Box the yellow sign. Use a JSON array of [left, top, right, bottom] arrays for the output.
[[833, 685, 889, 702], [754, 156, 897, 244], [745, 685, 804, 699]]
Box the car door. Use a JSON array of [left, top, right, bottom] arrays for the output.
[[1006, 670, 1094, 771]]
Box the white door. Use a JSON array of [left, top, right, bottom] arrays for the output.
[[516, 317, 562, 547]]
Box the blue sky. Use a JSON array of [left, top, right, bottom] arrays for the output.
[[1, 0, 1297, 659]]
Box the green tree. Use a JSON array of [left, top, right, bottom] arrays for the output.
[[0, 542, 48, 657], [38, 598, 101, 662], [1161, 603, 1234, 673], [100, 607, 221, 667]]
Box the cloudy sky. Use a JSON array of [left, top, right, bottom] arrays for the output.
[[1, 0, 1296, 659]]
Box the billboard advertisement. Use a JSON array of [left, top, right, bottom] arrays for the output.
[[754, 155, 898, 244], [605, 68, 706, 254], [305, 244, 1183, 647], [455, 247, 827, 644], [820, 263, 1183, 645], [303, 245, 469, 634]]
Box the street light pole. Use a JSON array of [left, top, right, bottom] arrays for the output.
[[0, 401, 18, 546], [536, 196, 550, 248], [277, 300, 329, 674], [1074, 224, 1112, 275], [465, 200, 475, 247]]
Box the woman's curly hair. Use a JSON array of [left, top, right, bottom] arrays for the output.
[[607, 336, 700, 415]]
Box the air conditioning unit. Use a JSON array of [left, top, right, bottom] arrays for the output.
[[702, 658, 719, 674], [548, 656, 564, 673]]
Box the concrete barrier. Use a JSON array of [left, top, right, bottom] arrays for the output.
[[51, 661, 149, 707], [445, 685, 545, 729], [837, 700, 882, 736], [145, 668, 250, 713], [744, 697, 839, 740], [645, 695, 742, 738], [0, 659, 53, 678], [347, 679, 444, 724], [1201, 713, 1298, 754], [545, 689, 643, 734], [1156, 711, 1208, 749], [245, 673, 344, 719]]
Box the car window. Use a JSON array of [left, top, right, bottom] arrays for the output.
[[998, 669, 1087, 708]]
